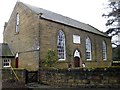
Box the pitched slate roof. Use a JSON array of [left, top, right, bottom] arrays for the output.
[[0, 43, 14, 57], [21, 2, 108, 37]]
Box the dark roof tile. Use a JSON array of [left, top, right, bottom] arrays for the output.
[[20, 2, 108, 37], [0, 43, 14, 57]]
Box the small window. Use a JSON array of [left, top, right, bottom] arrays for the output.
[[15, 13, 19, 33], [102, 41, 107, 60], [85, 37, 92, 61], [3, 59, 11, 67], [73, 35, 80, 44]]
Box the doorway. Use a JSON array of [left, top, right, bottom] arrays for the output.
[[74, 57, 80, 67], [74, 49, 81, 67]]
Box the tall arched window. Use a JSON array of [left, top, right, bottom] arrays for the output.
[[86, 37, 92, 61], [15, 13, 19, 33], [57, 30, 66, 60], [102, 41, 107, 60]]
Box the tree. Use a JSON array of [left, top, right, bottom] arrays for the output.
[[102, 1, 120, 47], [112, 46, 120, 61], [102, 1, 120, 61]]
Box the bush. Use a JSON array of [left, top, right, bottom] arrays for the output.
[[44, 49, 58, 67]]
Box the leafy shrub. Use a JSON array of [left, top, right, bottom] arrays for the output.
[[44, 49, 58, 67]]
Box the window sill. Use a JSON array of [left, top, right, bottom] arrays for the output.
[[103, 60, 107, 61], [58, 59, 66, 61], [14, 32, 19, 35], [57, 59, 67, 63], [3, 66, 10, 68], [86, 59, 92, 61]]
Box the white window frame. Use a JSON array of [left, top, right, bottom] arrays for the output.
[[73, 35, 80, 44], [57, 30, 66, 61], [85, 37, 92, 61], [3, 59, 11, 67], [102, 41, 107, 61], [15, 13, 19, 33]]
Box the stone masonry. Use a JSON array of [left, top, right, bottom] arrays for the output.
[[3, 2, 112, 71]]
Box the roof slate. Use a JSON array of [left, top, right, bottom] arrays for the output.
[[0, 43, 14, 57], [22, 2, 108, 37]]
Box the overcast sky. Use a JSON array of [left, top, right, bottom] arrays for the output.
[[0, 0, 108, 43]]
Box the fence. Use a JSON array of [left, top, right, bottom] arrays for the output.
[[41, 67, 120, 88]]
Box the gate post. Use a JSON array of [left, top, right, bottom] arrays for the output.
[[25, 70, 28, 84]]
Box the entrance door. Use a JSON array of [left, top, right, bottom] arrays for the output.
[[74, 57, 80, 67], [74, 49, 80, 67], [15, 57, 18, 68]]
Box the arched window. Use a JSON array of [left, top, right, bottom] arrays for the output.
[[57, 30, 66, 60], [15, 13, 19, 33], [85, 37, 92, 61], [102, 41, 107, 60]]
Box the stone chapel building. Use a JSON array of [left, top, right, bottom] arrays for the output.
[[3, 2, 112, 71]]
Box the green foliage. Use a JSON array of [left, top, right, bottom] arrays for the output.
[[102, 1, 120, 47], [43, 66, 120, 72], [117, 46, 120, 59], [44, 49, 58, 67], [113, 46, 120, 61], [66, 45, 72, 61]]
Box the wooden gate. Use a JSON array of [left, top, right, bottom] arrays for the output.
[[26, 70, 38, 83]]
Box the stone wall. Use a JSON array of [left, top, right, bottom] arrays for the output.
[[1, 67, 120, 88], [2, 68, 27, 89], [40, 67, 120, 88]]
